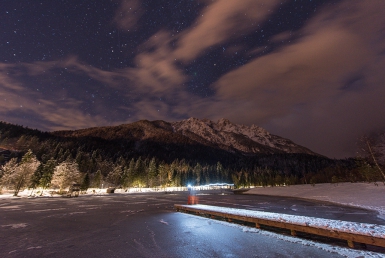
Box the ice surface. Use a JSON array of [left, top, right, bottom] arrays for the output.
[[182, 213, 385, 258]]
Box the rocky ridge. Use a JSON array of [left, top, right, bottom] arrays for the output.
[[171, 118, 316, 155], [51, 117, 317, 156]]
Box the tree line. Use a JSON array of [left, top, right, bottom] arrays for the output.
[[1, 121, 384, 196], [0, 149, 232, 195], [1, 147, 383, 196]]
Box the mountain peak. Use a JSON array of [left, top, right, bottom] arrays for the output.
[[217, 118, 232, 126], [186, 117, 201, 122]]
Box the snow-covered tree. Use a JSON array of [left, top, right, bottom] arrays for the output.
[[0, 158, 18, 190], [359, 133, 385, 182], [51, 161, 81, 193], [106, 165, 123, 186], [0, 150, 40, 196]]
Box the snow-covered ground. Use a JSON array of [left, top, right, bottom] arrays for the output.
[[245, 182, 385, 220]]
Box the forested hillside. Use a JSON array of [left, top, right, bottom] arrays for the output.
[[0, 121, 381, 195]]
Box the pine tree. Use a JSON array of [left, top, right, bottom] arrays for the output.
[[120, 166, 130, 189], [216, 161, 224, 182], [134, 157, 146, 187], [148, 157, 158, 187], [158, 161, 167, 188], [39, 158, 56, 195], [30, 163, 44, 190], [92, 170, 103, 188], [127, 158, 136, 187], [193, 163, 202, 186], [80, 173, 90, 191]]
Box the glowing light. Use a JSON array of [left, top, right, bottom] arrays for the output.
[[186, 183, 234, 190]]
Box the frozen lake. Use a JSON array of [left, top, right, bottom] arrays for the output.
[[1, 191, 383, 257]]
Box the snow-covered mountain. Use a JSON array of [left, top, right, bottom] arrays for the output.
[[51, 117, 318, 157], [171, 118, 316, 155]]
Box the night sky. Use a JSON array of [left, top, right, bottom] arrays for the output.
[[1, 0, 385, 158]]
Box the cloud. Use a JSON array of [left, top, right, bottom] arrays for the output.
[[113, 0, 143, 31], [0, 64, 25, 91], [192, 0, 385, 157], [127, 31, 187, 94], [112, 0, 282, 120], [213, 27, 369, 116], [0, 46, 193, 130], [23, 56, 124, 88], [0, 62, 117, 131], [174, 0, 280, 62]]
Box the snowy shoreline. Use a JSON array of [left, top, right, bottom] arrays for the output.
[[1, 182, 385, 220], [245, 182, 385, 220]]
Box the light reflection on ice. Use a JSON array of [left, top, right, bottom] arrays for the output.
[[179, 213, 384, 258]]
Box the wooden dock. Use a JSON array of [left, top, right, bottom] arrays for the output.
[[175, 204, 385, 249]]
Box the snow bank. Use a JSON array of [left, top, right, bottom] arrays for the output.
[[0, 186, 189, 199], [245, 182, 385, 219]]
